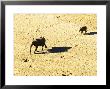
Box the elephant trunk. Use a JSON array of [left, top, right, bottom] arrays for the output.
[[30, 44, 33, 54]]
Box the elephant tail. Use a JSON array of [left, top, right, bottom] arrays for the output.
[[45, 44, 47, 48]]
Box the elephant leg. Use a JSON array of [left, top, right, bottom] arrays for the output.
[[34, 46, 38, 54], [85, 30, 87, 33], [42, 46, 43, 51]]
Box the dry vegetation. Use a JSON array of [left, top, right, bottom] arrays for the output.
[[14, 14, 97, 76]]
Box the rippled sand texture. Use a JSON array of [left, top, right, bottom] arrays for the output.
[[14, 14, 97, 76]]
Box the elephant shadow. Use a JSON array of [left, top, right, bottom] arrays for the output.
[[47, 47, 72, 53], [84, 32, 97, 35]]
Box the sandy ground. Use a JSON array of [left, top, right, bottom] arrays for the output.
[[14, 14, 97, 76]]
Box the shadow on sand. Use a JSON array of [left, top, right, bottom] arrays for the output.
[[84, 32, 97, 35], [34, 51, 47, 54], [47, 47, 72, 53]]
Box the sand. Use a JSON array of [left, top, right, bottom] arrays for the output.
[[14, 14, 97, 76]]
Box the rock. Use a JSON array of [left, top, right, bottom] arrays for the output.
[[62, 74, 66, 76], [29, 65, 32, 68], [61, 56, 64, 58], [75, 45, 78, 47], [24, 59, 28, 62]]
